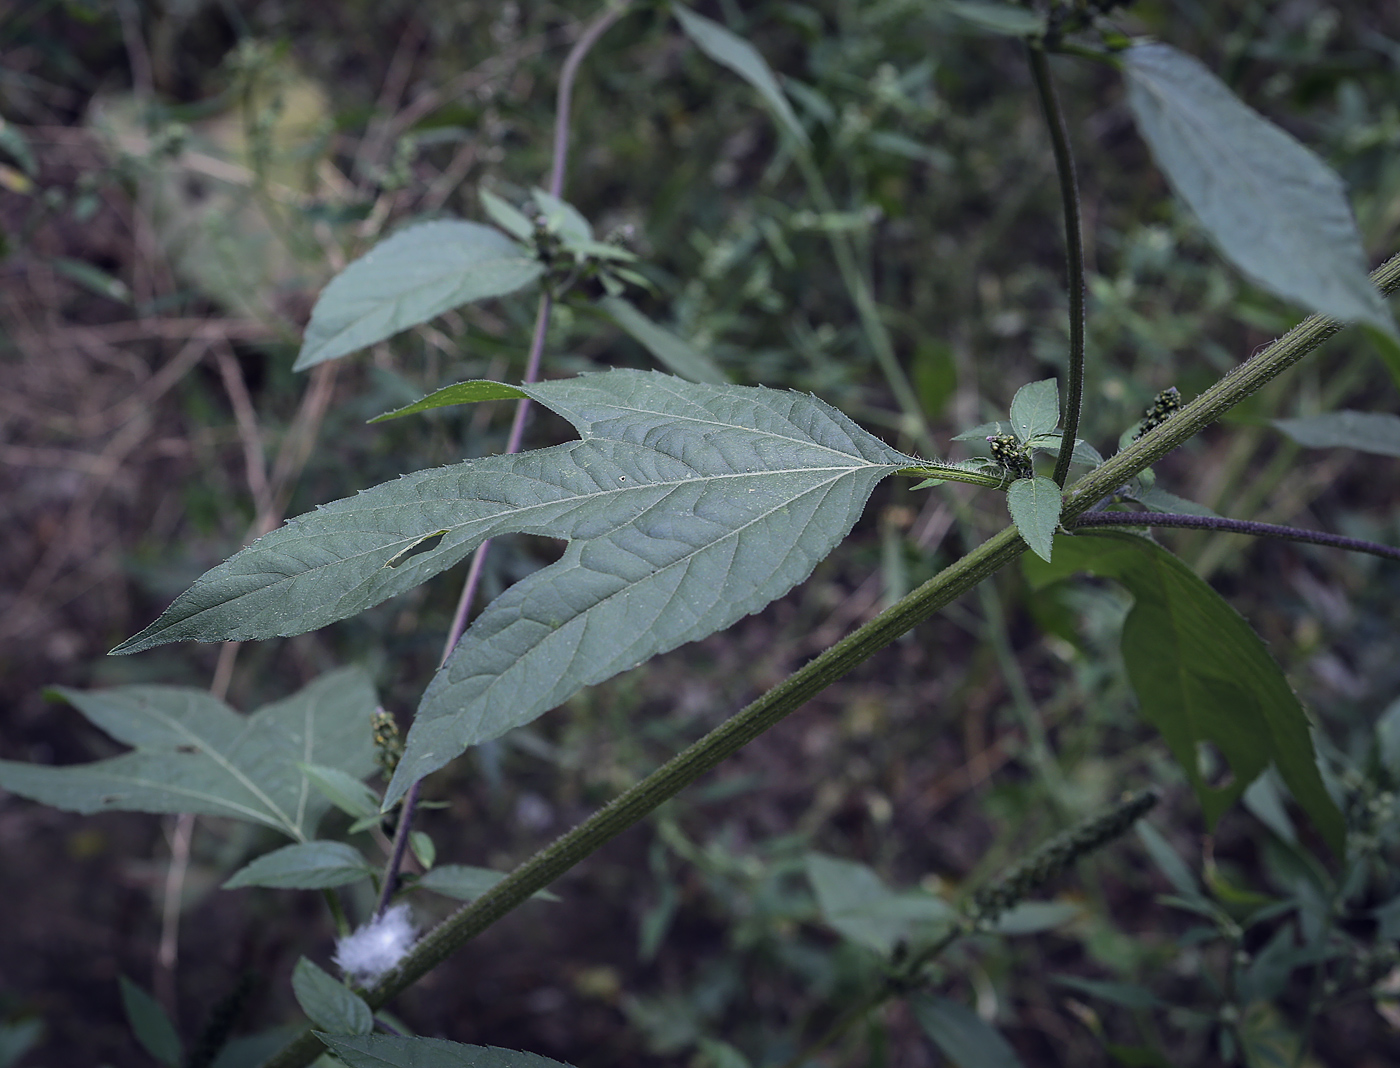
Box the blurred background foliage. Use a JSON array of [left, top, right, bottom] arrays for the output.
[[2, 0, 1400, 1065]]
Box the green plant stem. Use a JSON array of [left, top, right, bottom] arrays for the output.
[[792, 149, 935, 450], [372, 0, 629, 919], [259, 251, 1400, 1068], [1070, 510, 1400, 562], [1027, 45, 1085, 488]]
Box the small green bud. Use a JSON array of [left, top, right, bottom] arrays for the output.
[[987, 434, 1033, 480], [372, 708, 405, 781], [1133, 387, 1182, 440]]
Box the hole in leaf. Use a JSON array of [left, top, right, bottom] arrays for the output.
[[384, 530, 448, 569]]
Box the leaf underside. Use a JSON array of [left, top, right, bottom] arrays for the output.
[[1124, 44, 1396, 336], [0, 668, 377, 840], [1026, 531, 1343, 852], [1273, 410, 1400, 458], [112, 370, 917, 807]]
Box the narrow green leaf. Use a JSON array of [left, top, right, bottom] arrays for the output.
[[953, 420, 1012, 441], [530, 188, 592, 243], [297, 763, 380, 820], [1007, 476, 1062, 562], [295, 221, 543, 370], [479, 189, 534, 242], [409, 831, 436, 870], [414, 864, 559, 903], [1124, 43, 1396, 336], [942, 1, 1046, 37], [991, 900, 1079, 935], [0, 116, 36, 177], [671, 5, 809, 146], [805, 853, 953, 955], [224, 840, 374, 890], [1051, 975, 1162, 1009], [1009, 379, 1060, 442], [119, 976, 182, 1067], [598, 296, 727, 384], [911, 994, 1026, 1068], [0, 1018, 43, 1068], [1377, 696, 1400, 778], [368, 380, 528, 423], [51, 256, 132, 304], [292, 958, 373, 1036], [0, 669, 377, 840], [1272, 410, 1400, 458], [319, 1035, 578, 1068], [1028, 532, 1344, 851], [1363, 324, 1400, 390], [1123, 485, 1219, 517]]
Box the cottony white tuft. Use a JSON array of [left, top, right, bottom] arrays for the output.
[[334, 903, 417, 983]]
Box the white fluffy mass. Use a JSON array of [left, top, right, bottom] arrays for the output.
[[333, 903, 417, 983]]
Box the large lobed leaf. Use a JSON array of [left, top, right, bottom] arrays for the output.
[[0, 668, 377, 840], [112, 371, 919, 806], [1124, 43, 1396, 336], [295, 220, 542, 370], [1026, 531, 1343, 851]]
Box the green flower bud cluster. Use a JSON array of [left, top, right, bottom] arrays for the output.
[[372, 708, 405, 782], [988, 433, 1033, 480], [967, 788, 1159, 927], [1133, 387, 1182, 440]]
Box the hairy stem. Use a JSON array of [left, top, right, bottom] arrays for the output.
[[1028, 46, 1085, 488], [1070, 510, 1400, 563], [259, 249, 1400, 1067]]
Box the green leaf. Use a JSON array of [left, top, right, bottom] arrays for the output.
[[1272, 410, 1400, 458], [292, 958, 373, 1036], [319, 1035, 578, 1068], [368, 380, 528, 422], [911, 994, 1026, 1068], [414, 864, 559, 902], [1363, 324, 1400, 390], [109, 371, 917, 805], [0, 116, 36, 177], [1051, 975, 1162, 1009], [530, 188, 592, 243], [119, 976, 182, 1067], [0, 669, 377, 840], [953, 420, 1013, 441], [942, 0, 1046, 37], [51, 256, 132, 304], [991, 900, 1080, 935], [671, 5, 809, 146], [409, 831, 436, 870], [297, 763, 380, 820], [223, 840, 374, 890], [1123, 43, 1396, 336], [598, 296, 727, 385], [479, 189, 534, 242], [0, 1018, 43, 1068], [295, 220, 543, 370], [805, 853, 954, 956], [1122, 485, 1219, 517], [1007, 476, 1062, 562], [1028, 532, 1344, 851], [1009, 379, 1060, 442]]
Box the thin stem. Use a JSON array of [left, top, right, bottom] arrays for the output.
[[1028, 46, 1085, 488], [259, 251, 1399, 1068], [1070, 511, 1400, 563], [372, 2, 626, 916], [549, 1, 632, 199]]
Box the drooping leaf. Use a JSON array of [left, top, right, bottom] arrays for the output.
[[911, 994, 1026, 1068], [319, 1035, 577, 1068], [108, 371, 917, 806], [0, 668, 377, 840], [941, 0, 1046, 36], [223, 840, 375, 890], [1272, 410, 1400, 458], [1008, 379, 1060, 442], [119, 976, 182, 1067], [1123, 43, 1396, 336], [1007, 476, 1062, 562], [805, 853, 954, 956], [292, 958, 373, 1036], [671, 5, 808, 146], [598, 296, 727, 384], [479, 189, 534, 242], [295, 220, 543, 370], [1026, 532, 1344, 851]]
